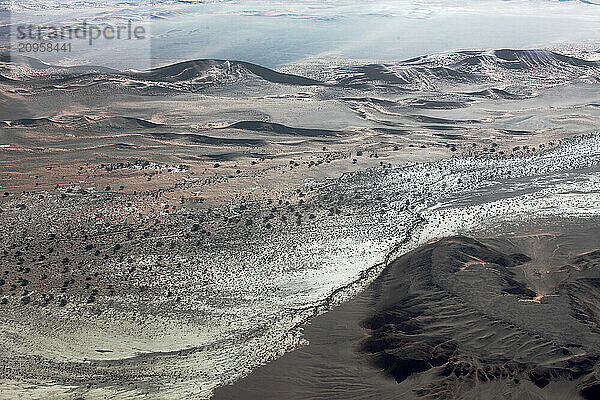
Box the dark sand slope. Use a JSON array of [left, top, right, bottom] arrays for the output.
[[130, 59, 323, 85], [214, 224, 600, 400]]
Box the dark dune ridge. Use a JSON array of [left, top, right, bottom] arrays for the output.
[[337, 64, 482, 88], [215, 227, 600, 400], [144, 132, 267, 147], [407, 99, 470, 109], [4, 49, 598, 92], [7, 117, 58, 127], [453, 49, 599, 70], [224, 121, 342, 137], [372, 127, 410, 135], [360, 236, 593, 394], [406, 114, 479, 125], [0, 74, 16, 82], [7, 116, 132, 127], [501, 129, 532, 136], [463, 88, 526, 100], [130, 59, 324, 86], [336, 49, 599, 89], [1, 116, 164, 130], [0, 54, 118, 74], [493, 49, 598, 68], [0, 55, 324, 90], [116, 116, 164, 129]]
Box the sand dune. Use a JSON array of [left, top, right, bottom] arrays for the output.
[[131, 59, 324, 86], [224, 121, 342, 137]]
